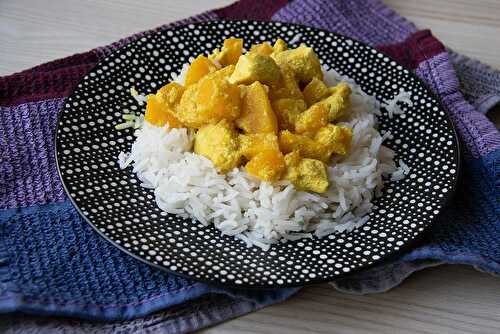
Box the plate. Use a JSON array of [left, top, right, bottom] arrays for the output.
[[55, 20, 460, 287]]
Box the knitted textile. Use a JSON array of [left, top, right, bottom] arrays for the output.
[[1, 0, 499, 333]]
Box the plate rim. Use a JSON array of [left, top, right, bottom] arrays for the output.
[[54, 19, 462, 289]]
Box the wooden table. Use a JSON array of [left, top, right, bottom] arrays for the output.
[[1, 1, 499, 333]]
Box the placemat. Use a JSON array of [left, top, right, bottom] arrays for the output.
[[1, 0, 499, 333]]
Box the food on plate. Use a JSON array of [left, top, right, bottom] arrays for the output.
[[118, 37, 411, 250], [140, 38, 356, 193]]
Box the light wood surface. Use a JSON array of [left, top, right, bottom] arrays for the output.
[[1, 1, 499, 333], [1, 0, 500, 75]]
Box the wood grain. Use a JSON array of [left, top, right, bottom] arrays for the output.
[[201, 266, 500, 334], [1, 0, 500, 75], [385, 0, 500, 69], [1, 1, 499, 333]]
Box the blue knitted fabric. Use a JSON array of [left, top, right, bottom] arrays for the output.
[[0, 201, 295, 320]]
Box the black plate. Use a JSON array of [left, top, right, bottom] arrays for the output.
[[55, 20, 460, 288]]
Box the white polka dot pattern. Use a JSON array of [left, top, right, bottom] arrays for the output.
[[56, 21, 460, 287]]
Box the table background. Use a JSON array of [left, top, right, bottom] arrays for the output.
[[1, 1, 499, 333]]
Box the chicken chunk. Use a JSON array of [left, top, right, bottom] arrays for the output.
[[250, 42, 273, 56], [185, 55, 218, 86], [268, 63, 303, 101], [213, 64, 236, 78], [272, 44, 323, 84], [318, 82, 352, 121], [194, 120, 242, 172], [245, 150, 286, 182], [236, 81, 278, 134], [284, 150, 301, 167], [329, 81, 352, 98], [229, 52, 282, 86], [239, 133, 280, 159], [314, 124, 353, 156], [272, 38, 288, 53], [271, 98, 307, 131], [145, 82, 184, 128], [278, 130, 327, 161], [294, 104, 329, 135], [303, 77, 330, 106], [176, 68, 241, 128], [284, 152, 329, 193]]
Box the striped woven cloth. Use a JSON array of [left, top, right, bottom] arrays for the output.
[[1, 0, 499, 332]]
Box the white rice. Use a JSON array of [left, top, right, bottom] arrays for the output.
[[289, 33, 303, 45], [118, 65, 410, 250], [382, 90, 413, 118]]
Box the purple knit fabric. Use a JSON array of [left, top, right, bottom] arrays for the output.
[[1, 99, 66, 209], [416, 53, 500, 158], [449, 50, 500, 115], [273, 0, 416, 45]]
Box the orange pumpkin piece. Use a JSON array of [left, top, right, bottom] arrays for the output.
[[185, 55, 218, 86], [250, 42, 273, 56], [176, 68, 241, 128], [245, 150, 286, 182], [144, 94, 183, 128], [157, 82, 185, 105], [236, 81, 278, 134], [271, 98, 307, 131], [145, 82, 185, 128], [294, 104, 329, 135], [220, 38, 244, 66], [303, 77, 330, 106], [239, 133, 280, 159], [212, 64, 235, 79]]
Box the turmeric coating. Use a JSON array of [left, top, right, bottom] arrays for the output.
[[144, 37, 353, 193], [284, 151, 329, 193], [194, 120, 242, 172]]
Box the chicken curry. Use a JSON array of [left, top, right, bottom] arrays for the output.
[[144, 38, 353, 193]]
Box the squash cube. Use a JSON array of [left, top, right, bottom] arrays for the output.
[[239, 133, 280, 159], [245, 150, 286, 182], [236, 81, 278, 134], [185, 55, 218, 86]]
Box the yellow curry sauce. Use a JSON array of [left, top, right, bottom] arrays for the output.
[[144, 38, 353, 193]]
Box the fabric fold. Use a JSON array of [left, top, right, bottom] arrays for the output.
[[0, 0, 499, 333]]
